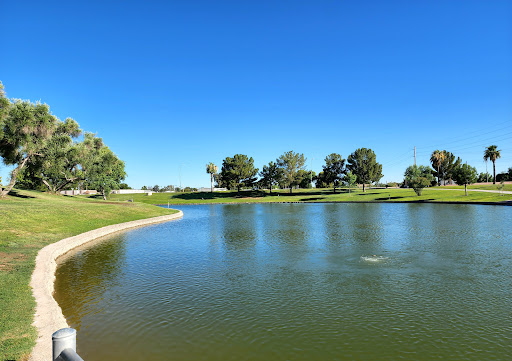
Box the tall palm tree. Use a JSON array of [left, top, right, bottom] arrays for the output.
[[206, 162, 218, 192], [430, 150, 445, 186], [483, 145, 501, 184]]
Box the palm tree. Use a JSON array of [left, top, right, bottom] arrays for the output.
[[483, 145, 501, 184], [206, 162, 218, 192], [430, 150, 445, 186]]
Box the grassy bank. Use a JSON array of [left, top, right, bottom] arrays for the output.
[[109, 187, 512, 205], [442, 182, 512, 192], [0, 190, 178, 361]]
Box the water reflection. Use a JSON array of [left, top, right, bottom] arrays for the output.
[[55, 234, 127, 331]]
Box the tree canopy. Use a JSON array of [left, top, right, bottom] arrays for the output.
[[259, 161, 282, 194], [0, 99, 81, 197], [85, 145, 126, 200], [220, 154, 258, 193], [452, 163, 478, 196], [430, 150, 461, 185], [322, 153, 346, 193], [276, 151, 306, 193], [483, 145, 501, 185], [343, 171, 357, 194], [206, 162, 218, 192], [404, 164, 434, 196], [346, 148, 382, 192]]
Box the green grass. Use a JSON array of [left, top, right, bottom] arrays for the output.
[[441, 183, 512, 192], [0, 190, 178, 361], [108, 187, 512, 205]]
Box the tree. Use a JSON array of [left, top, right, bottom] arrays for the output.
[[442, 151, 461, 184], [404, 165, 434, 196], [483, 145, 501, 185], [346, 148, 383, 192], [259, 161, 282, 194], [298, 170, 316, 189], [219, 154, 258, 194], [322, 153, 346, 193], [0, 81, 10, 135], [206, 162, 218, 193], [496, 172, 510, 183], [343, 171, 357, 194], [477, 172, 493, 183], [315, 171, 331, 188], [430, 150, 445, 186], [0, 82, 10, 194], [0, 100, 80, 197], [452, 163, 478, 196], [22, 118, 82, 193], [276, 151, 306, 194], [431, 150, 461, 185], [85, 146, 126, 200]]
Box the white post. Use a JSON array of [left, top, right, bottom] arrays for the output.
[[52, 328, 76, 360]]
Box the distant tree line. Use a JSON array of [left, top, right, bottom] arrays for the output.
[[0, 81, 126, 200], [404, 146, 508, 196], [207, 148, 384, 194]]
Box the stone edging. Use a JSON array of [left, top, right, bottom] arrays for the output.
[[29, 211, 183, 361]]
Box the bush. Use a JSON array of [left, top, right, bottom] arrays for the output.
[[409, 177, 431, 196], [496, 172, 510, 182], [477, 172, 493, 183]]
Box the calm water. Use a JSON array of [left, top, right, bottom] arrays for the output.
[[54, 203, 512, 361]]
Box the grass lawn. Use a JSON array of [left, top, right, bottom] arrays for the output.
[[0, 189, 178, 361], [441, 182, 512, 192], [108, 187, 512, 205]]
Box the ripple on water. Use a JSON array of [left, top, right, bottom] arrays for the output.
[[54, 203, 512, 361]]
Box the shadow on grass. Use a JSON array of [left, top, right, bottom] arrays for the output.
[[300, 197, 325, 201], [171, 190, 328, 201], [7, 190, 36, 199], [375, 196, 404, 200]]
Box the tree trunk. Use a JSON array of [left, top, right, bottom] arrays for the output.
[[0, 156, 30, 198], [41, 179, 57, 193], [210, 174, 214, 193], [362, 183, 366, 192], [102, 190, 107, 200], [289, 186, 293, 194], [465, 184, 467, 196], [333, 186, 336, 193], [56, 178, 78, 193], [493, 161, 496, 184], [269, 181, 272, 195]]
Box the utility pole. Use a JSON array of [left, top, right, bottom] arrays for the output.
[[414, 146, 416, 166], [179, 166, 182, 191], [310, 158, 314, 188]]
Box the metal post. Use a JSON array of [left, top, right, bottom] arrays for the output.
[[52, 328, 83, 361]]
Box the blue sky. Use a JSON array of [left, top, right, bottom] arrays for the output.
[[1, 0, 511, 188]]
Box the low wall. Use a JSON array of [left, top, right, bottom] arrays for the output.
[[29, 211, 183, 361], [60, 189, 97, 195]]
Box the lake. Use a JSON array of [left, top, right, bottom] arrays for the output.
[[54, 203, 512, 360]]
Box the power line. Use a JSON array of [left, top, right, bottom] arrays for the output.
[[415, 123, 512, 151]]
